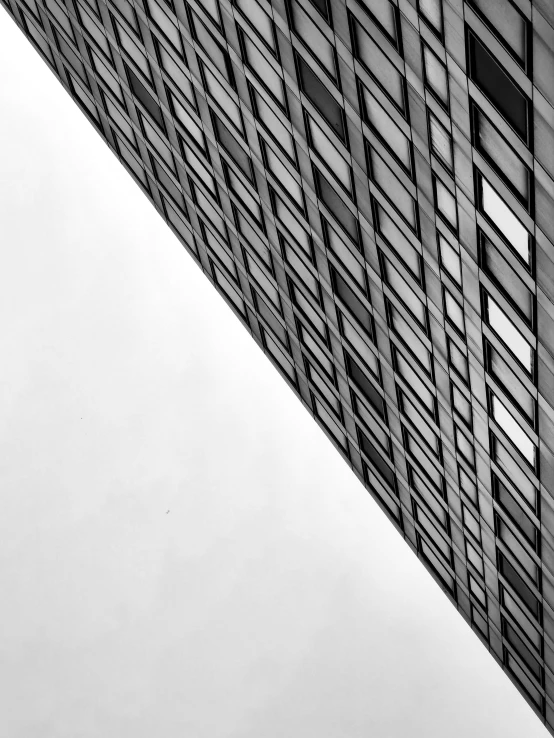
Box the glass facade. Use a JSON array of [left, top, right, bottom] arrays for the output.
[[2, 0, 554, 728]]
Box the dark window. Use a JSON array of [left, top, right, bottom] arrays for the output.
[[314, 168, 358, 245], [126, 64, 165, 129], [345, 351, 384, 415], [493, 475, 538, 548], [213, 113, 254, 181], [499, 552, 540, 618], [359, 429, 395, 488], [502, 618, 543, 681], [468, 32, 529, 143], [297, 55, 346, 141], [330, 266, 372, 334]]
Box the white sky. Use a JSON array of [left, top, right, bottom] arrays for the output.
[[0, 9, 549, 738]]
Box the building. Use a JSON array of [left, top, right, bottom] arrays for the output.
[[1, 0, 553, 729]]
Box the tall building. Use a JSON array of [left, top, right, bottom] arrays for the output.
[[2, 0, 553, 728]]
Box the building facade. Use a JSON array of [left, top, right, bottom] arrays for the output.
[[2, 0, 554, 728]]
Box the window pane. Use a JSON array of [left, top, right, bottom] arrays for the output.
[[480, 176, 530, 264], [291, 0, 336, 78], [486, 295, 532, 373], [471, 0, 526, 64], [423, 44, 448, 107], [354, 21, 405, 111], [429, 110, 452, 169], [364, 88, 412, 173]]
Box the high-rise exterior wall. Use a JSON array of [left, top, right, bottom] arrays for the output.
[[2, 0, 554, 728]]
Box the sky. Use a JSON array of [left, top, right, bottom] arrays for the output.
[[0, 8, 549, 738]]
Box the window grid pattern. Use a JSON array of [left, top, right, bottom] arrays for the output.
[[4, 0, 554, 726]]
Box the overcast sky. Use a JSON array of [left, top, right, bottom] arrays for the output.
[[0, 9, 549, 738]]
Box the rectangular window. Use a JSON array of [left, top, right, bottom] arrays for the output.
[[145, 0, 184, 54], [291, 0, 336, 79], [394, 348, 435, 418], [111, 0, 140, 35], [125, 64, 164, 128], [192, 13, 233, 84], [493, 438, 538, 513], [491, 393, 535, 468], [282, 238, 320, 302], [261, 140, 304, 210], [477, 174, 530, 265], [353, 18, 406, 113], [494, 474, 538, 549], [428, 109, 453, 170], [444, 288, 465, 335], [168, 91, 205, 151], [272, 190, 313, 258], [214, 113, 253, 181], [142, 115, 175, 172], [345, 350, 383, 411], [481, 232, 533, 325], [224, 165, 262, 223], [314, 168, 359, 245], [251, 85, 296, 161], [359, 429, 395, 488], [235, 0, 276, 51], [486, 340, 535, 424], [330, 266, 372, 335], [241, 30, 285, 106], [470, 0, 528, 68], [246, 252, 280, 310], [306, 359, 341, 418], [297, 55, 346, 141], [363, 88, 412, 175], [423, 44, 448, 108], [202, 64, 243, 133], [434, 177, 458, 232], [468, 32, 529, 143], [359, 0, 399, 48], [484, 293, 533, 374], [499, 552, 540, 619], [324, 219, 366, 288], [236, 209, 272, 269], [472, 105, 531, 207], [418, 0, 442, 37], [369, 148, 418, 232], [497, 516, 539, 586], [400, 391, 441, 458], [388, 301, 432, 375], [115, 20, 153, 83], [306, 114, 352, 193], [374, 203, 421, 281], [439, 233, 461, 285], [383, 258, 427, 328], [254, 290, 289, 349], [46, 0, 76, 43], [196, 0, 222, 28], [104, 92, 137, 149], [339, 311, 377, 372]]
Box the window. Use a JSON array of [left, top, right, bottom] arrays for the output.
[[251, 85, 296, 161], [114, 19, 152, 83], [214, 113, 254, 181], [236, 209, 272, 269], [125, 64, 164, 128], [470, 0, 528, 69], [493, 437, 538, 514], [104, 92, 137, 149], [486, 340, 535, 424], [145, 0, 184, 54], [490, 394, 535, 467], [503, 618, 543, 681], [394, 347, 435, 417], [90, 47, 124, 103], [353, 19, 406, 113], [290, 0, 336, 79], [224, 164, 262, 224], [272, 189, 313, 258], [45, 0, 76, 43], [313, 168, 359, 245], [358, 0, 399, 49], [345, 351, 383, 412], [418, 0, 442, 37], [382, 257, 427, 328], [363, 87, 412, 174], [306, 114, 352, 193], [185, 145, 216, 197], [496, 516, 539, 586], [291, 279, 327, 343], [235, 0, 276, 51], [493, 474, 538, 548], [77, 2, 112, 61], [282, 238, 320, 302], [151, 156, 185, 210], [428, 110, 453, 170], [142, 115, 176, 172], [240, 30, 285, 107], [254, 290, 289, 349], [354, 398, 389, 451], [434, 177, 458, 232], [54, 29, 89, 86], [400, 391, 441, 458], [306, 359, 342, 419], [439, 233, 461, 285], [452, 383, 472, 428], [196, 0, 222, 28], [246, 252, 281, 310], [480, 232, 533, 325], [307, 0, 330, 24], [193, 183, 227, 239], [468, 32, 529, 143], [388, 301, 432, 375], [339, 311, 377, 371], [423, 44, 448, 108], [202, 63, 243, 133], [498, 552, 540, 619], [111, 0, 140, 35], [330, 266, 372, 336], [297, 55, 346, 141], [459, 465, 478, 506], [484, 293, 533, 374], [204, 229, 239, 283], [369, 148, 418, 232], [192, 12, 234, 85], [168, 89, 205, 151], [261, 139, 304, 210], [156, 42, 193, 104], [374, 202, 422, 281], [324, 219, 367, 289], [444, 288, 465, 335], [477, 174, 530, 265], [472, 105, 531, 208], [359, 429, 395, 488]]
